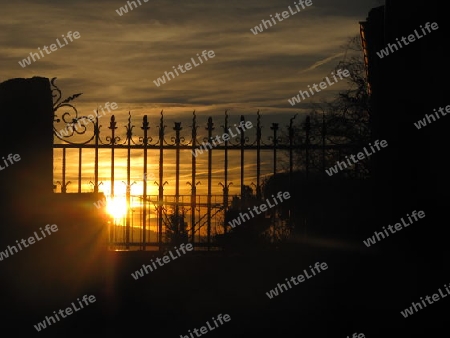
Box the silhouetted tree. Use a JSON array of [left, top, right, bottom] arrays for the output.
[[285, 35, 371, 178], [216, 185, 275, 251], [267, 36, 374, 239], [327, 35, 371, 146], [165, 210, 188, 245]]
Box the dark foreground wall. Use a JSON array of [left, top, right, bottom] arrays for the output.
[[0, 77, 109, 329], [0, 77, 54, 230]]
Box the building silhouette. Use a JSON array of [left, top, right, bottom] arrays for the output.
[[359, 0, 448, 292], [360, 0, 447, 208]]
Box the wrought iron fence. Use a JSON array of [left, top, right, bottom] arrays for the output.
[[51, 78, 357, 251]]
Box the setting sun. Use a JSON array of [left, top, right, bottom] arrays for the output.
[[106, 196, 128, 219]]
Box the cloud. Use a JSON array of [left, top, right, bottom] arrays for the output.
[[1, 0, 378, 115], [298, 52, 346, 74]]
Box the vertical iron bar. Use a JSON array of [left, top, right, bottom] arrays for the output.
[[256, 111, 261, 200], [223, 111, 229, 234], [305, 115, 310, 179], [191, 111, 197, 243], [110, 115, 117, 198], [94, 113, 99, 194], [109, 115, 117, 246], [142, 115, 149, 250], [322, 112, 326, 174], [158, 111, 165, 252], [206, 117, 214, 250], [288, 114, 297, 228], [304, 115, 311, 240], [174, 122, 182, 244], [62, 148, 66, 193], [271, 123, 279, 176], [240, 115, 245, 199], [289, 114, 297, 186], [78, 147, 82, 193], [126, 112, 132, 249]]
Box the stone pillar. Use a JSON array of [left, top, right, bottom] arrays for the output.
[[0, 76, 53, 235]]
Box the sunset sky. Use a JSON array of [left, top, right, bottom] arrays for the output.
[[1, 0, 380, 111], [1, 0, 381, 219]]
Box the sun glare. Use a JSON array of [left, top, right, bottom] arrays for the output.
[[106, 197, 128, 219]]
